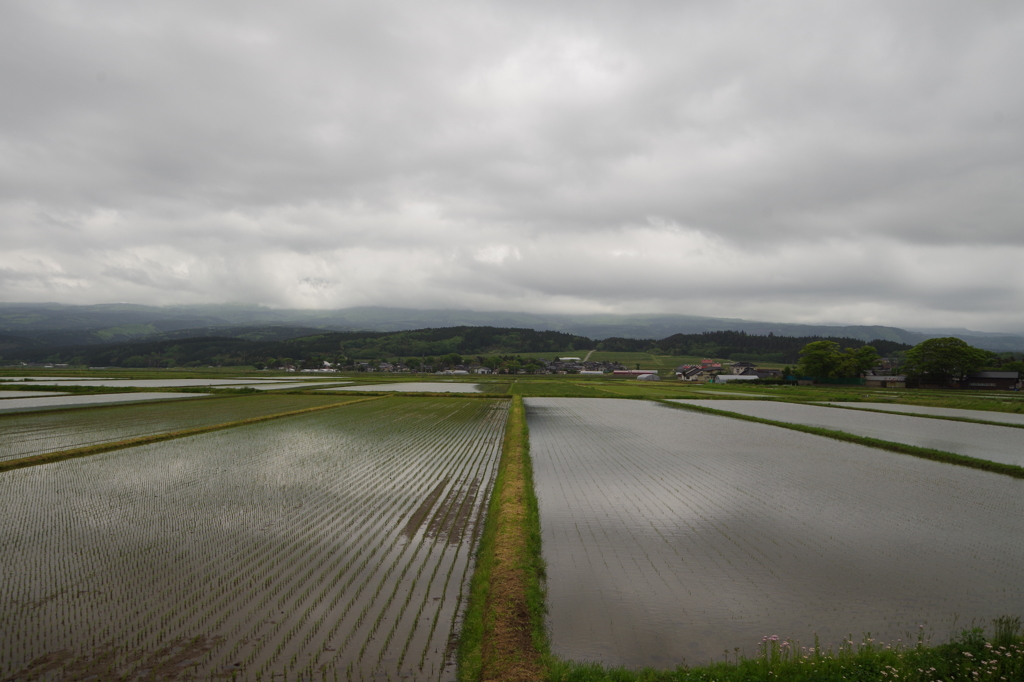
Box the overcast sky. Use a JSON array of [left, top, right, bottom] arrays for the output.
[[2, 1, 1023, 332]]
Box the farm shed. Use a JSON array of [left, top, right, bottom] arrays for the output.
[[959, 371, 1020, 390], [636, 373, 660, 381], [864, 375, 906, 388], [714, 374, 759, 383]]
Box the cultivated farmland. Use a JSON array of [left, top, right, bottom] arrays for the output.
[[0, 392, 208, 415], [822, 401, 1024, 426], [0, 394, 360, 463], [672, 399, 1024, 467], [526, 398, 1024, 668], [0, 397, 508, 681]]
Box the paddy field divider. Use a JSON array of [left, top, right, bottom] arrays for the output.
[[0, 396, 386, 473], [659, 398, 1024, 479], [458, 395, 547, 682]]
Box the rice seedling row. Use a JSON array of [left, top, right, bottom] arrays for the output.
[[0, 397, 508, 681], [525, 397, 1024, 669], [0, 394, 357, 462]]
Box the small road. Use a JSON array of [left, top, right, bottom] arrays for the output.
[[583, 349, 596, 361]]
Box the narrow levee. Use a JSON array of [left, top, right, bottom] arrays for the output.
[[458, 395, 546, 682]]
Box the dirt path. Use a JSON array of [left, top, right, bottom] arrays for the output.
[[583, 349, 595, 361]]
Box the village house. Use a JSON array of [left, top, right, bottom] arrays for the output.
[[729, 361, 756, 375]]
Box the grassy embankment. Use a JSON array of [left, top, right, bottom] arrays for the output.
[[459, 395, 547, 682], [0, 396, 380, 473], [660, 399, 1024, 479], [548, 619, 1024, 682]]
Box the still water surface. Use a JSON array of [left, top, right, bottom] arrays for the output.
[[821, 402, 1024, 426], [326, 382, 482, 393], [672, 399, 1024, 466], [0, 390, 69, 399], [11, 378, 293, 387], [528, 398, 1024, 668], [0, 392, 206, 414]]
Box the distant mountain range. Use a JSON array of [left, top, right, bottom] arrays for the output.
[[1, 302, 1023, 352]]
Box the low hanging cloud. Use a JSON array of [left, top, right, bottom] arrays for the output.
[[2, 1, 1023, 332]]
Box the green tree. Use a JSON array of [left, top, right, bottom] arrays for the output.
[[837, 345, 879, 377], [904, 337, 992, 383], [797, 341, 842, 377], [798, 341, 878, 379]]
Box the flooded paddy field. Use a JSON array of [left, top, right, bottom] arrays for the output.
[[246, 381, 353, 390], [327, 382, 483, 393], [0, 376, 115, 382], [0, 397, 508, 681], [9, 378, 298, 388], [526, 398, 1024, 668], [0, 390, 69, 399], [0, 394, 358, 463], [821, 401, 1024, 426], [671, 399, 1024, 467], [0, 392, 207, 415]]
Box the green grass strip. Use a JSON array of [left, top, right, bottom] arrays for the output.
[[547, 623, 1024, 682], [659, 399, 1024, 479], [0, 396, 385, 473], [458, 395, 547, 682]]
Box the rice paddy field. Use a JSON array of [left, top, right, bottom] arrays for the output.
[[5, 379, 301, 388], [821, 401, 1024, 426], [0, 390, 69, 399], [671, 399, 1024, 467], [5, 369, 1024, 681], [327, 383, 484, 394], [0, 396, 508, 681], [525, 397, 1024, 668], [246, 382, 353, 391], [0, 394, 360, 463], [0, 392, 209, 415]]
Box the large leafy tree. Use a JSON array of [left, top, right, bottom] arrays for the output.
[[904, 337, 992, 382], [798, 340, 879, 378], [798, 341, 843, 377]]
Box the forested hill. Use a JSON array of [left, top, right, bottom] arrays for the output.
[[1, 327, 591, 367], [2, 325, 910, 368], [597, 330, 912, 363]]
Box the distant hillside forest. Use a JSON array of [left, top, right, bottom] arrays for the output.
[[596, 330, 912, 364], [1, 326, 911, 368]]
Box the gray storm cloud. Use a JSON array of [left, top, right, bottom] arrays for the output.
[[1, 0, 1023, 332]]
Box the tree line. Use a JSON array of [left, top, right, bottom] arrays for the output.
[[795, 336, 1022, 382]]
